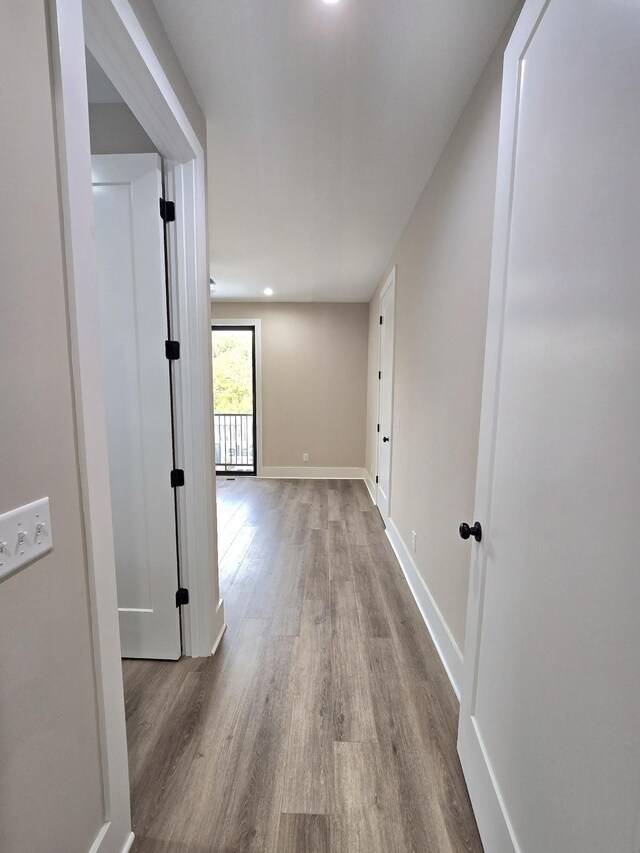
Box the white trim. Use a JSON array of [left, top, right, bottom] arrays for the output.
[[120, 833, 135, 853], [89, 828, 134, 853], [168, 158, 220, 657], [375, 267, 396, 523], [260, 466, 366, 480], [49, 4, 132, 852], [363, 469, 377, 504], [457, 721, 521, 853], [210, 600, 227, 655], [83, 0, 199, 162], [211, 318, 264, 477], [385, 518, 463, 699], [88, 824, 110, 853]]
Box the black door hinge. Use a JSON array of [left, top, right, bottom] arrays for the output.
[[375, 475, 379, 484], [378, 370, 382, 380], [379, 315, 383, 325], [377, 423, 380, 432], [160, 198, 175, 222], [175, 587, 189, 607], [171, 468, 185, 488], [165, 340, 180, 360]]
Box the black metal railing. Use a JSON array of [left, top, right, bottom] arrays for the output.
[[214, 413, 255, 473]]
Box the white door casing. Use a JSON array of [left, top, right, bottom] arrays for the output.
[[83, 0, 223, 665], [376, 267, 396, 523], [458, 2, 640, 852], [92, 153, 181, 660]]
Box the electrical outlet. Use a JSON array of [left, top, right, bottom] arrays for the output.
[[411, 530, 417, 552], [303, 452, 309, 462]]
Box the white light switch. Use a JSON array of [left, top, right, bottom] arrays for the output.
[[0, 497, 52, 582]]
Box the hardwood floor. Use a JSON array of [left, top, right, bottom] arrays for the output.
[[123, 477, 482, 852]]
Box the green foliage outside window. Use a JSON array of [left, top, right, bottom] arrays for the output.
[[212, 330, 254, 414]]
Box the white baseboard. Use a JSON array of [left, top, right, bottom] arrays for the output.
[[385, 518, 463, 699], [89, 824, 110, 853], [363, 469, 377, 504], [211, 600, 227, 656], [260, 466, 366, 480], [210, 598, 226, 656], [88, 824, 134, 853]]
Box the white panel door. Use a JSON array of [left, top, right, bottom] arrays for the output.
[[376, 268, 396, 523], [458, 3, 640, 852], [92, 154, 181, 660]]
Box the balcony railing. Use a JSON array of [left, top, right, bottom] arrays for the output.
[[214, 413, 255, 473]]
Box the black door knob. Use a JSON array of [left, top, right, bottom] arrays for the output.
[[383, 436, 390, 443], [459, 521, 482, 542]]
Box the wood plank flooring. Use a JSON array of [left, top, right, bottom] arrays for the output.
[[123, 477, 482, 852]]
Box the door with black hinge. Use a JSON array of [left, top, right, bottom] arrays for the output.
[[92, 153, 182, 659]]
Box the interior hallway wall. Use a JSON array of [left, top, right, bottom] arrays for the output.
[[0, 5, 104, 851], [212, 302, 369, 470], [0, 2, 212, 850], [366, 9, 521, 655]]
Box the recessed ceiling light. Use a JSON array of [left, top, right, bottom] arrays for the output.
[[264, 288, 274, 296], [323, 0, 341, 5]]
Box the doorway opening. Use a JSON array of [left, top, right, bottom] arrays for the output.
[[88, 50, 183, 661], [212, 325, 257, 476]]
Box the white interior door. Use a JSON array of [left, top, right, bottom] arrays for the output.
[[376, 268, 396, 523], [92, 154, 181, 660], [458, 3, 640, 852]]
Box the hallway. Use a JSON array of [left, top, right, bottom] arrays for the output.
[[123, 478, 482, 852]]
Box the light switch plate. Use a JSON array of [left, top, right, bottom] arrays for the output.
[[0, 497, 52, 582]]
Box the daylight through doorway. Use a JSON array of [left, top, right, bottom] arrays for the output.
[[212, 326, 257, 475]]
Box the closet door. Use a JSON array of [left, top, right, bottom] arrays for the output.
[[458, 3, 640, 851]]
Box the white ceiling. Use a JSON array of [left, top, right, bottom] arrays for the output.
[[152, 0, 517, 302]]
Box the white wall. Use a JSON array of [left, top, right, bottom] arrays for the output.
[[212, 302, 369, 470], [366, 10, 521, 654]]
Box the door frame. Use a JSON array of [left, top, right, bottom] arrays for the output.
[[457, 2, 547, 852], [48, 1, 224, 850], [211, 319, 264, 478], [375, 267, 397, 523]]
